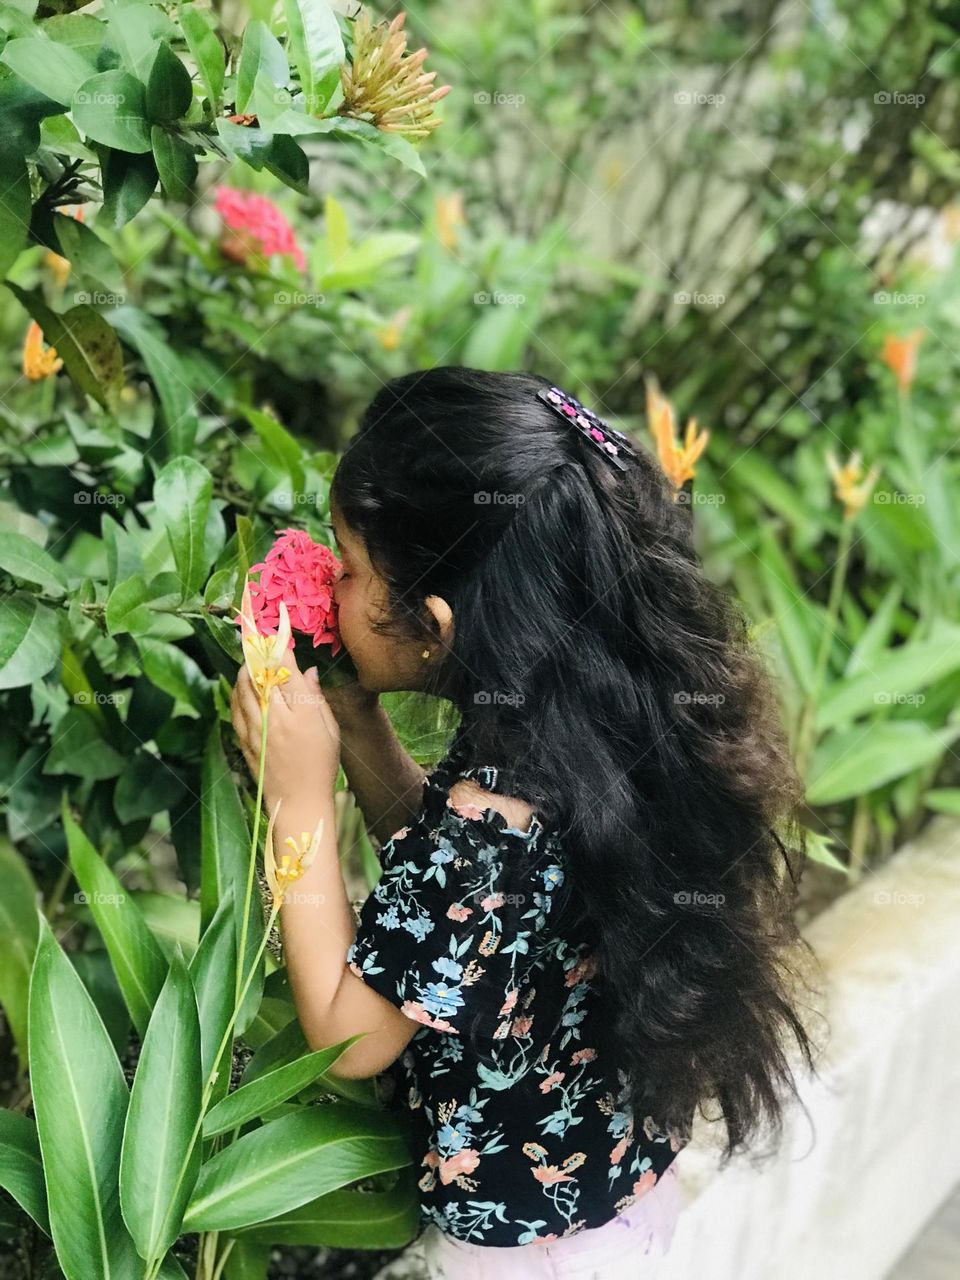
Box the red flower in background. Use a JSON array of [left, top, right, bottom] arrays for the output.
[[240, 528, 342, 657], [214, 187, 306, 272]]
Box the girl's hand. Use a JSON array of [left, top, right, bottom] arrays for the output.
[[230, 652, 341, 806]]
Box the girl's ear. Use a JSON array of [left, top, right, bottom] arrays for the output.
[[424, 594, 455, 648]]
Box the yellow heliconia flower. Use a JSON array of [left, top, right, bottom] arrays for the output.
[[825, 449, 880, 519], [236, 579, 292, 708], [644, 376, 709, 497], [435, 192, 465, 251], [263, 798, 324, 909], [22, 321, 63, 381]]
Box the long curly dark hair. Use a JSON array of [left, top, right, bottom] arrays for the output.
[[331, 365, 823, 1166]]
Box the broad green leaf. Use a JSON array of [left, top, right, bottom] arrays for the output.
[[179, 3, 224, 107], [0, 1111, 49, 1236], [153, 455, 213, 598], [755, 526, 819, 696], [28, 914, 143, 1277], [924, 788, 960, 815], [151, 124, 197, 200], [283, 0, 343, 114], [0, 148, 31, 280], [103, 0, 174, 80], [42, 13, 105, 61], [99, 146, 158, 229], [844, 582, 903, 677], [0, 838, 39, 1070], [6, 283, 124, 410], [109, 305, 197, 455], [64, 798, 168, 1037], [0, 34, 92, 104], [0, 527, 67, 596], [72, 70, 152, 153], [816, 622, 960, 731], [120, 949, 202, 1263], [199, 725, 263, 1035], [324, 192, 349, 261], [222, 1241, 271, 1279], [806, 722, 960, 806], [145, 39, 192, 122], [235, 20, 288, 114], [203, 1035, 362, 1136], [51, 210, 124, 291], [318, 232, 420, 291], [42, 706, 126, 780], [188, 885, 237, 1106], [0, 591, 60, 690], [138, 638, 211, 716], [233, 1175, 420, 1248], [236, 405, 305, 500], [183, 1104, 411, 1232]]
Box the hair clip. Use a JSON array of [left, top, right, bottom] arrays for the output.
[[536, 386, 639, 472]]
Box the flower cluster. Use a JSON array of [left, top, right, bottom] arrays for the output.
[[338, 10, 451, 141], [22, 321, 63, 381], [644, 376, 710, 495], [244, 527, 342, 656], [214, 187, 306, 272]]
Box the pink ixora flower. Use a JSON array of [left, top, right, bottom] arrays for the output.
[[238, 528, 342, 657], [214, 186, 306, 272]]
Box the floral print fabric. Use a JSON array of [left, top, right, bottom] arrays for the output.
[[345, 733, 686, 1246]]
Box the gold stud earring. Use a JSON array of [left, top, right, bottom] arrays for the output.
[[421, 648, 431, 660]]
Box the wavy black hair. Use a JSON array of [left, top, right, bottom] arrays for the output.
[[330, 365, 823, 1166]]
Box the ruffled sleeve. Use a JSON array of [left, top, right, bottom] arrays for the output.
[[345, 790, 564, 1042]]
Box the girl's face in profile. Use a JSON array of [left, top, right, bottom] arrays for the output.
[[330, 497, 444, 694]]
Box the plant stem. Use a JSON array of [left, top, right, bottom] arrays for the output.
[[210, 1238, 236, 1280], [235, 706, 269, 1014]]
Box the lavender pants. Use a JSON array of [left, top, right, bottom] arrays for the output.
[[421, 1163, 681, 1280]]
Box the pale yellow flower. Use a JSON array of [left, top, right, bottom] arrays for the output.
[[22, 322, 63, 381], [435, 192, 465, 251], [263, 798, 324, 909], [338, 9, 451, 141], [825, 449, 880, 519], [236, 579, 292, 708]]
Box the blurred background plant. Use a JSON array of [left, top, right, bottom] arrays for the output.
[[2, 0, 960, 1276]]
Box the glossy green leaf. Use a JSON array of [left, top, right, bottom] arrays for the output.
[[28, 915, 143, 1277], [233, 1175, 420, 1248], [806, 722, 960, 806], [203, 1035, 362, 1136], [188, 884, 237, 1106], [6, 283, 124, 410], [72, 70, 152, 153], [153, 455, 213, 598], [0, 34, 92, 104], [235, 20, 288, 114], [145, 39, 193, 121], [0, 591, 60, 690], [120, 949, 202, 1263], [0, 837, 40, 1070], [183, 1104, 411, 1232], [109, 305, 197, 455], [283, 0, 343, 113], [0, 527, 67, 597], [0, 1111, 49, 1236], [0, 148, 31, 280], [179, 3, 224, 107], [64, 798, 168, 1037], [151, 125, 197, 200], [99, 147, 158, 229]]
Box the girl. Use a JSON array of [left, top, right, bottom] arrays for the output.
[[231, 366, 820, 1278]]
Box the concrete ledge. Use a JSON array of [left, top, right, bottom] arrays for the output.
[[660, 815, 960, 1280]]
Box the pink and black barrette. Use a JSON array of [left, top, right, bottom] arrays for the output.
[[536, 385, 639, 472]]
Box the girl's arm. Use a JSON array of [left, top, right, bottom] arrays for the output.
[[331, 693, 428, 847]]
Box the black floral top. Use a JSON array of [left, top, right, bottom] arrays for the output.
[[345, 728, 686, 1247]]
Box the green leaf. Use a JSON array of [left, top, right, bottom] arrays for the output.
[[103, 0, 174, 80], [0, 1111, 49, 1236], [145, 39, 193, 122], [324, 192, 349, 261], [318, 231, 420, 291], [138, 638, 211, 716], [153, 455, 213, 598], [151, 124, 197, 200], [0, 591, 60, 690], [99, 146, 158, 229], [235, 20, 288, 114], [199, 725, 263, 1036], [110, 305, 197, 455], [179, 3, 224, 108], [925, 788, 960, 815], [263, 132, 309, 193], [0, 837, 39, 1072], [120, 949, 202, 1264], [815, 622, 960, 731], [806, 722, 960, 806], [0, 527, 68, 596], [233, 1176, 420, 1248], [183, 1104, 412, 1232], [0, 148, 31, 281], [235, 405, 305, 500], [188, 885, 237, 1106], [28, 914, 143, 1277], [42, 706, 126, 780], [51, 210, 124, 292], [64, 798, 168, 1037], [203, 1036, 363, 1136], [0, 33, 93, 104], [6, 283, 124, 410], [42, 13, 105, 62], [283, 0, 343, 114], [72, 70, 151, 153]]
